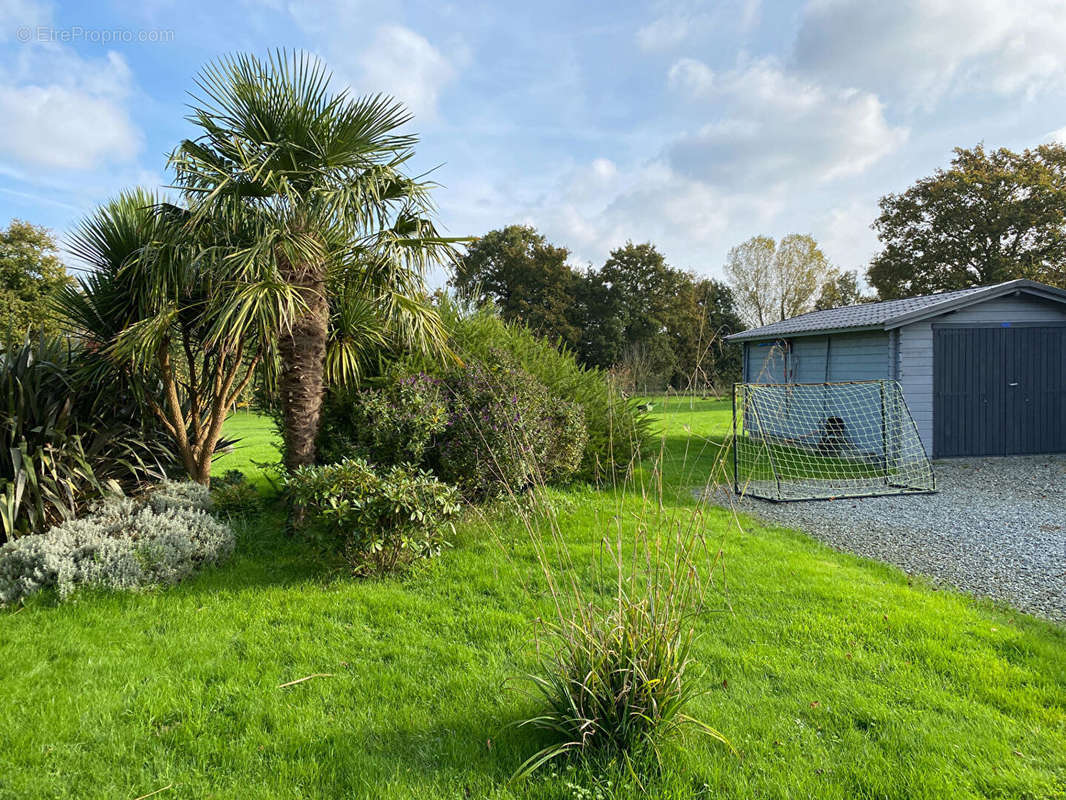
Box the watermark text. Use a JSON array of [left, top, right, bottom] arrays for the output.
[[15, 25, 175, 44]]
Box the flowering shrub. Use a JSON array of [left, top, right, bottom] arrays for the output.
[[542, 400, 589, 483], [435, 360, 587, 498], [285, 458, 460, 576], [316, 373, 448, 468], [390, 301, 652, 481], [0, 486, 234, 605]]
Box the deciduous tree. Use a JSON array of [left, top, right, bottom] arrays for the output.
[[451, 225, 580, 348], [0, 220, 71, 337], [725, 234, 831, 326], [868, 143, 1066, 299], [814, 269, 870, 311]]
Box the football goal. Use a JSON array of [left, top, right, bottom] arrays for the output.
[[732, 380, 936, 502]]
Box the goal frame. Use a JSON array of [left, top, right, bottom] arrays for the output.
[[732, 379, 937, 502]]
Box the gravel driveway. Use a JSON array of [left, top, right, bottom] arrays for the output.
[[716, 456, 1066, 622]]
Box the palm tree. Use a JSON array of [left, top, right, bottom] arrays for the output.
[[170, 51, 460, 471]]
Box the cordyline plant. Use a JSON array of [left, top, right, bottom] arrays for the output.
[[170, 50, 464, 474], [58, 189, 267, 485]]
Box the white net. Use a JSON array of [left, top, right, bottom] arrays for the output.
[[732, 380, 936, 501]]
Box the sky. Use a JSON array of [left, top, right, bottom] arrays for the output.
[[2, 0, 1066, 286]]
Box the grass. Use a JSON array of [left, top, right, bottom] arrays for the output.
[[213, 410, 282, 490], [1, 398, 1064, 799]]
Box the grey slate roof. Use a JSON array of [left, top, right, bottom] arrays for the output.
[[726, 279, 1066, 341]]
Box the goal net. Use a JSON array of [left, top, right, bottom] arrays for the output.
[[732, 380, 935, 502]]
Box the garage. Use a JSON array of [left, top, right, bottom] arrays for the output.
[[934, 325, 1066, 456], [729, 278, 1066, 458]]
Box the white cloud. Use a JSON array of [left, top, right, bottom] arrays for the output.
[[0, 44, 141, 170], [667, 59, 908, 189], [496, 156, 783, 273], [0, 0, 49, 40], [668, 58, 714, 97], [1046, 126, 1066, 145], [636, 14, 691, 51], [636, 0, 762, 51], [282, 3, 460, 122], [793, 0, 1066, 104], [356, 25, 457, 121], [816, 201, 880, 270], [0, 84, 139, 169]]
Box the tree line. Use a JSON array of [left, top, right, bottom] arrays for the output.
[[5, 141, 1066, 393], [452, 226, 744, 391]]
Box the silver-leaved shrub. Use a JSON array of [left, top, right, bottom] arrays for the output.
[[148, 479, 214, 514], [0, 483, 233, 605]]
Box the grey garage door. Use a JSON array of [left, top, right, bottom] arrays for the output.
[[933, 325, 1066, 457]]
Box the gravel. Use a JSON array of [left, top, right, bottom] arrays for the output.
[[711, 455, 1066, 622]]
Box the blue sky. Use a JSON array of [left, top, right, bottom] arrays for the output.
[[2, 0, 1066, 285]]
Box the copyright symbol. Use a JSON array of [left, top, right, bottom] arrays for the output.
[[16, 26, 31, 42]]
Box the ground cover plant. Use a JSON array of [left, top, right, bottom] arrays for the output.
[[1, 399, 1063, 799], [0, 482, 232, 605]]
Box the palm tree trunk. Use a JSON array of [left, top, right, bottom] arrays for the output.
[[277, 255, 329, 471]]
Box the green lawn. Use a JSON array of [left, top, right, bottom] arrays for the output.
[[212, 410, 283, 490], [2, 400, 1064, 799]]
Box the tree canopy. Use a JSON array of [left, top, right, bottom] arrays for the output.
[[814, 270, 871, 311], [868, 143, 1066, 299], [725, 234, 831, 326], [451, 229, 743, 390], [452, 225, 580, 349], [0, 220, 72, 337]]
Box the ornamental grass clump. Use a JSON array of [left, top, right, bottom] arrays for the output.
[[506, 431, 737, 781], [0, 483, 234, 606]]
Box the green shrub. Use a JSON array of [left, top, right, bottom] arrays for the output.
[[316, 373, 448, 467], [435, 359, 586, 498], [541, 399, 589, 483], [0, 336, 175, 542], [393, 300, 650, 481], [210, 472, 262, 518], [0, 489, 234, 605], [285, 458, 460, 576]]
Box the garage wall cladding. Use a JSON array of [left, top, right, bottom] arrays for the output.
[[744, 331, 891, 386], [741, 292, 1066, 458]]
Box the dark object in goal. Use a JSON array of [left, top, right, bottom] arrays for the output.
[[732, 380, 936, 502]]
